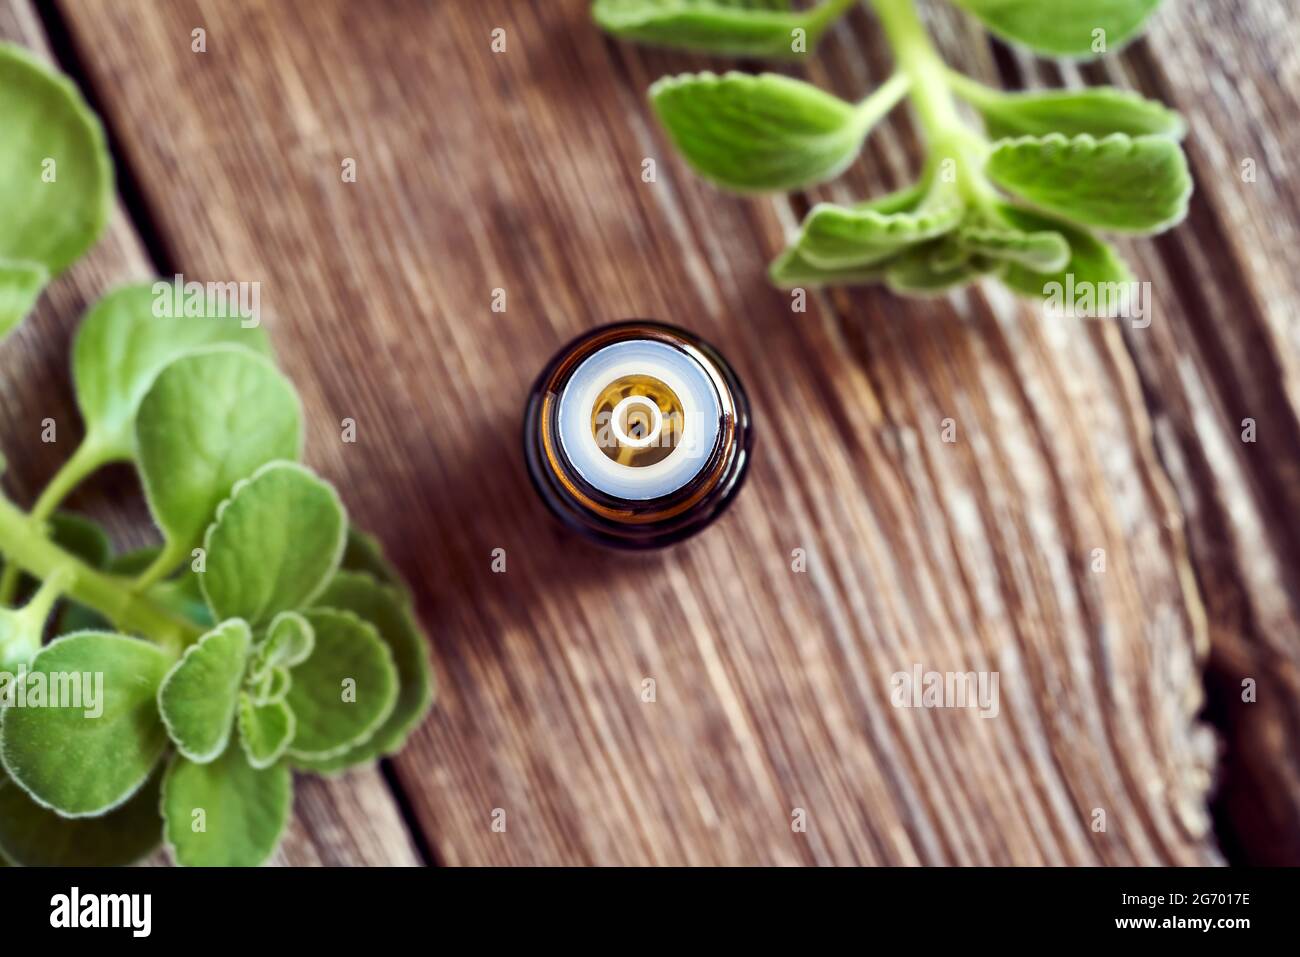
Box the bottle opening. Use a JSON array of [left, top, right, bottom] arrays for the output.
[[591, 374, 683, 466]]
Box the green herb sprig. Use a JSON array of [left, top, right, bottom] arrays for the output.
[[0, 46, 433, 867], [594, 0, 1191, 300]]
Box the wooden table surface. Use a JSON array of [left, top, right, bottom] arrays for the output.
[[1, 0, 1296, 865]]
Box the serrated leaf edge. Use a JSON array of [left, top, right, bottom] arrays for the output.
[[796, 198, 965, 269], [156, 618, 252, 764], [135, 344, 305, 569], [593, 0, 834, 58], [285, 607, 399, 763], [956, 224, 1071, 273], [159, 751, 291, 867], [256, 610, 316, 672], [949, 0, 1162, 60], [986, 131, 1193, 235], [237, 693, 296, 770], [198, 459, 348, 625], [648, 71, 868, 194], [976, 85, 1187, 141], [311, 570, 435, 759]]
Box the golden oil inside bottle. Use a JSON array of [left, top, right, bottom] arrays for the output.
[[589, 374, 684, 468]]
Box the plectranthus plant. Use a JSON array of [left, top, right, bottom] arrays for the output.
[[593, 0, 1191, 301], [0, 46, 433, 866]]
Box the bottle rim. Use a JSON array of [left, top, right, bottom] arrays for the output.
[[523, 320, 753, 548]]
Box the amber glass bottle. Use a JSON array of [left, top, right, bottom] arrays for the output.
[[523, 321, 753, 548]]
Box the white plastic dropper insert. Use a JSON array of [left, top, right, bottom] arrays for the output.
[[556, 339, 721, 501]]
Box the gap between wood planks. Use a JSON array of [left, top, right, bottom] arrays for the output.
[[27, 0, 441, 868]]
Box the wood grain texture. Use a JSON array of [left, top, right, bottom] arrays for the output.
[[969, 0, 1300, 865], [0, 0, 421, 868], [28, 0, 1297, 864], [1088, 2, 1300, 866]]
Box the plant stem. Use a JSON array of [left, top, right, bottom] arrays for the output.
[[871, 0, 962, 138], [810, 0, 863, 34], [133, 539, 189, 593], [856, 71, 912, 127], [0, 437, 110, 604], [0, 569, 71, 666], [0, 493, 197, 654], [943, 67, 1001, 108], [18, 567, 71, 629], [870, 0, 1000, 210]]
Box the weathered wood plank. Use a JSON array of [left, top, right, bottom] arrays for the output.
[[1103, 1, 1300, 866], [0, 0, 421, 867], [963, 0, 1300, 866], [46, 0, 1254, 864]]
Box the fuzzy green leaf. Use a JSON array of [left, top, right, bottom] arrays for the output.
[[0, 44, 110, 304], [650, 71, 880, 192], [286, 609, 398, 763], [54, 603, 104, 636], [994, 204, 1135, 305], [884, 239, 991, 294], [341, 526, 407, 595], [0, 632, 172, 816], [54, 601, 108, 637], [768, 246, 898, 288], [250, 666, 291, 705], [769, 181, 934, 287], [950, 0, 1163, 58], [593, 0, 850, 59], [162, 746, 290, 867], [294, 572, 433, 773], [48, 511, 113, 569], [956, 222, 1070, 273], [201, 463, 346, 626], [986, 132, 1191, 233], [102, 547, 159, 577], [135, 346, 302, 577], [157, 619, 252, 763], [73, 282, 272, 462], [0, 259, 47, 341], [960, 85, 1185, 141], [237, 693, 295, 770], [794, 195, 965, 270], [0, 763, 162, 867], [252, 611, 315, 675]]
